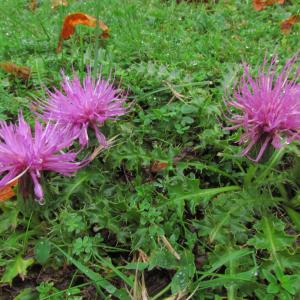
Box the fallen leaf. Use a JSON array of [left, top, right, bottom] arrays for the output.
[[150, 161, 169, 173], [280, 15, 300, 34], [158, 235, 181, 260], [29, 0, 37, 11], [56, 13, 109, 53], [253, 0, 284, 11], [0, 204, 19, 234], [150, 150, 191, 173], [0, 62, 31, 79], [0, 180, 18, 202], [101, 31, 110, 39], [176, 0, 217, 2], [51, 0, 68, 9]]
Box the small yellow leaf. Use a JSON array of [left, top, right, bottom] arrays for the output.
[[51, 0, 68, 9]]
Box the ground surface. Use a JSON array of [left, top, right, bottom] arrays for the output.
[[0, 0, 299, 299]]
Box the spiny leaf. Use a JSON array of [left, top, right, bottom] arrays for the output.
[[284, 206, 300, 232], [94, 254, 134, 288], [208, 247, 253, 274], [52, 243, 125, 297], [196, 194, 251, 244], [1, 255, 34, 285], [149, 248, 179, 270], [248, 215, 295, 270], [208, 206, 240, 243], [196, 268, 258, 290], [167, 178, 240, 219], [64, 172, 89, 201], [14, 287, 35, 300], [0, 204, 19, 234]]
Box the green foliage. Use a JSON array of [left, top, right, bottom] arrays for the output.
[[34, 239, 51, 264], [1, 255, 34, 285], [0, 0, 299, 298]]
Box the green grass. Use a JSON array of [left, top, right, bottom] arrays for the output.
[[0, 0, 300, 299]]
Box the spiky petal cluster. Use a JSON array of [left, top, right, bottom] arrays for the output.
[[226, 55, 300, 161], [0, 114, 82, 201], [38, 69, 127, 147]]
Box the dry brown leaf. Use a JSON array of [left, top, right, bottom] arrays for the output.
[[176, 0, 218, 3], [0, 180, 18, 202], [150, 160, 169, 173], [150, 150, 191, 173], [159, 235, 181, 260], [165, 292, 187, 300], [0, 62, 31, 79], [51, 0, 68, 9], [29, 0, 37, 11], [281, 15, 300, 34], [56, 12, 109, 53], [253, 0, 284, 11]]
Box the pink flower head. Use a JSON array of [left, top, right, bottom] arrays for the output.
[[37, 68, 127, 147], [226, 54, 300, 162], [0, 113, 82, 202]]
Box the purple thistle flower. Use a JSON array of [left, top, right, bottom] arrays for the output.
[[36, 68, 127, 147], [226, 54, 300, 162], [0, 113, 83, 202]]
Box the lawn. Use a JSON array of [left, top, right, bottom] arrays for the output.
[[0, 0, 299, 299]]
